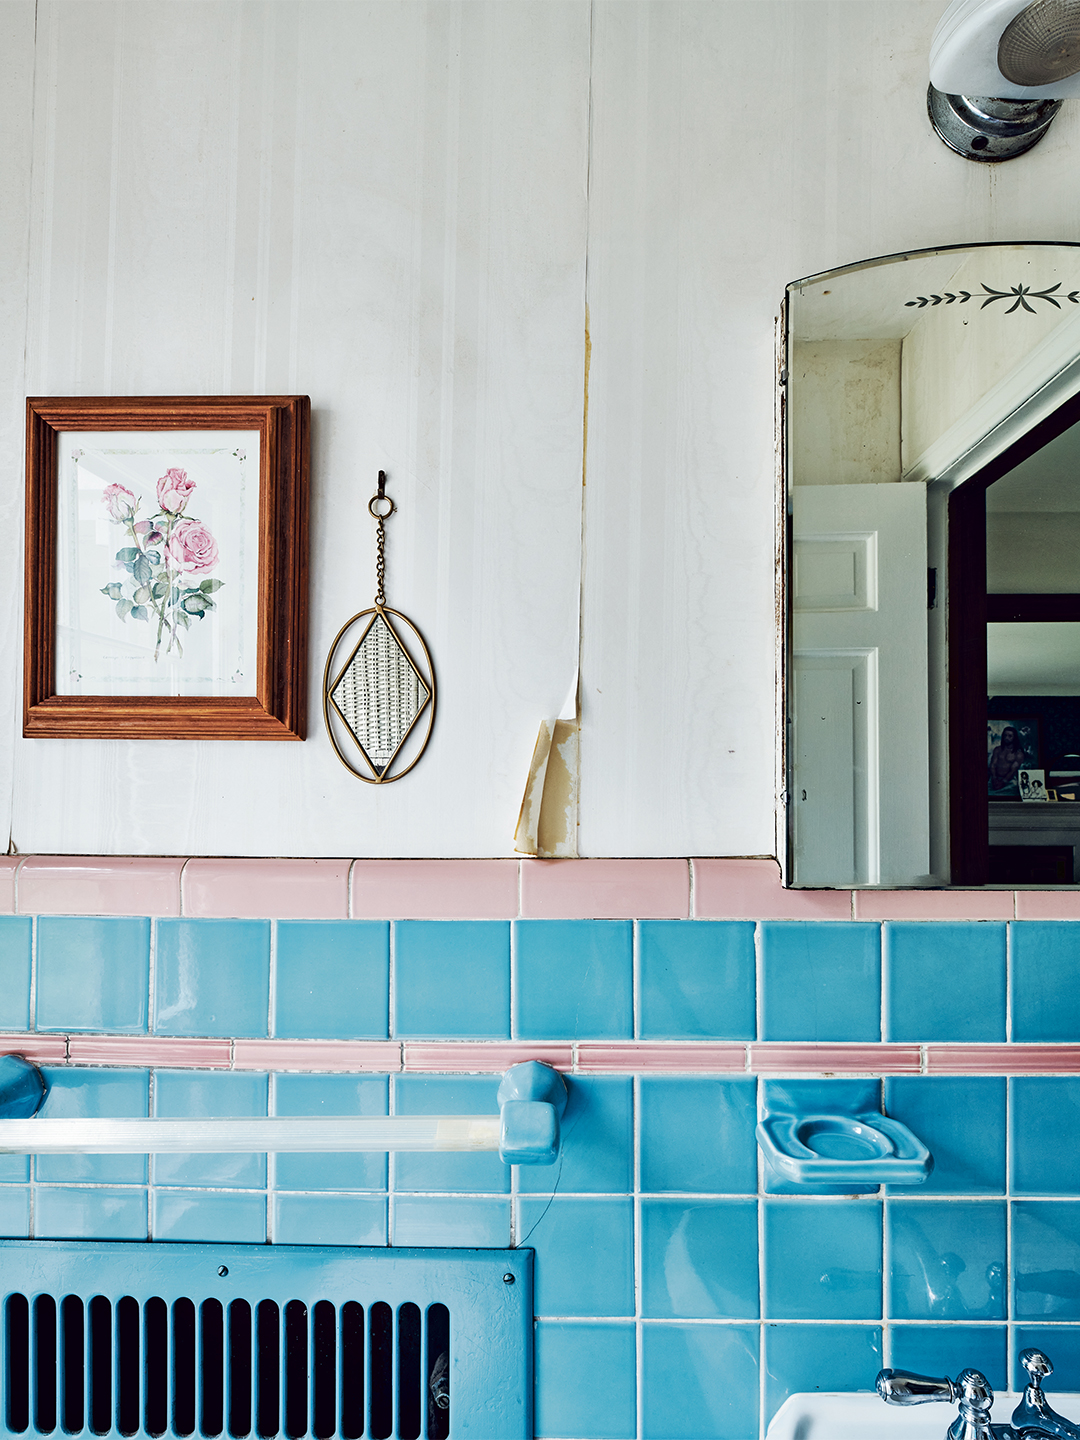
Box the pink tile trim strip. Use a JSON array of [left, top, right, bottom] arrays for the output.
[[1015, 891, 1080, 920], [577, 1043, 747, 1072], [520, 859, 690, 919], [10, 1033, 1080, 1075], [854, 889, 1015, 921], [0, 1035, 69, 1063], [18, 856, 184, 917], [750, 1044, 922, 1074], [350, 860, 519, 920], [0, 858, 19, 915], [927, 1044, 1080, 1073], [68, 1037, 232, 1067], [404, 1043, 573, 1072], [182, 859, 350, 919], [233, 1040, 402, 1072], [691, 859, 852, 920]]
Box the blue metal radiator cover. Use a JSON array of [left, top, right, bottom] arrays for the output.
[[0, 1240, 532, 1440]]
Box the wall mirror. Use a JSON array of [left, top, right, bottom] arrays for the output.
[[785, 242, 1080, 888]]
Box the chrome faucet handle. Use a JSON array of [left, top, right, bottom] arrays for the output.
[[878, 1368, 957, 1406], [1012, 1350, 1080, 1440], [878, 1367, 1006, 1440]]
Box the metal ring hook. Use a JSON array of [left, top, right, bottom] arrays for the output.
[[368, 469, 395, 519]]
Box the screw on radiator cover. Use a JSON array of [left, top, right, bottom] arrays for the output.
[[218, 1266, 229, 1276], [503, 1273, 515, 1284]]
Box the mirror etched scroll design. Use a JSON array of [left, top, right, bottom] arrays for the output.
[[785, 243, 1080, 889]]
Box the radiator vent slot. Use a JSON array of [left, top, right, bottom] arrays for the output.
[[0, 1242, 529, 1440]]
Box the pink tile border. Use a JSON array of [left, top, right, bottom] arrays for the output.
[[18, 856, 184, 917], [1015, 891, 1080, 920], [0, 858, 19, 915], [232, 1040, 402, 1072], [349, 860, 519, 920], [403, 1043, 573, 1072], [750, 1044, 922, 1074], [182, 858, 350, 919], [576, 1043, 747, 1072], [691, 859, 852, 920], [854, 889, 1015, 921], [927, 1044, 1080, 1073], [520, 859, 690, 920], [0, 1035, 69, 1063], [67, 1037, 232, 1067]]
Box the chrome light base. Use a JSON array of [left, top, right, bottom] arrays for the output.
[[928, 84, 1062, 160]]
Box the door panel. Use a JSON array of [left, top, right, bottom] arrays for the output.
[[792, 484, 929, 886]]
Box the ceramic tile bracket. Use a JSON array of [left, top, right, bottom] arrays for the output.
[[756, 1093, 933, 1187], [0, 1055, 568, 1167]]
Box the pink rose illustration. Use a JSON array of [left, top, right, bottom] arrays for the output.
[[103, 483, 136, 522], [156, 468, 195, 514], [166, 518, 219, 574]]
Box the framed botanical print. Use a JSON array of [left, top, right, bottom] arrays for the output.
[[24, 395, 309, 739]]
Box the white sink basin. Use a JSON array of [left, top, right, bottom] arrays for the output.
[[767, 1391, 1080, 1439]]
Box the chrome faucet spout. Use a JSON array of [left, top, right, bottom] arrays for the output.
[[877, 1358, 1080, 1440]]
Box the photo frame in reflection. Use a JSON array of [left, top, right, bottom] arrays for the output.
[[988, 716, 1040, 799]]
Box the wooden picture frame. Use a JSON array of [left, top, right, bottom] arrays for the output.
[[24, 395, 309, 740]]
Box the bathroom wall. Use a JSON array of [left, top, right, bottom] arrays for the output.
[[7, 1, 1080, 858], [7, 856, 1080, 1440]]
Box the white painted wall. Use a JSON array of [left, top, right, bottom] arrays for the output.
[[7, 0, 1080, 858]]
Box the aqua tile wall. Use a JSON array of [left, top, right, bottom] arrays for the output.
[[5, 911, 1080, 1440]]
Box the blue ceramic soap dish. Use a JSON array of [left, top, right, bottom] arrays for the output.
[[756, 1105, 933, 1187]]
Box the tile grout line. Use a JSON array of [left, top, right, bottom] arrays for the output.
[[633, 1071, 643, 1440]]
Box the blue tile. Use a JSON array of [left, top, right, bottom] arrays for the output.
[[1014, 1327, 1080, 1389], [765, 1324, 882, 1426], [519, 1077, 632, 1195], [762, 1080, 882, 1195], [642, 1199, 759, 1318], [36, 917, 149, 1033], [891, 1326, 1006, 1390], [272, 1194, 387, 1246], [153, 1190, 265, 1243], [764, 1199, 881, 1319], [0, 917, 31, 1030], [1011, 923, 1080, 1041], [392, 1197, 510, 1247], [640, 1077, 758, 1194], [37, 1069, 149, 1185], [518, 1197, 634, 1318], [273, 1075, 387, 1191], [535, 1322, 636, 1440], [761, 922, 880, 1042], [0, 1155, 29, 1185], [153, 1071, 267, 1189], [274, 921, 388, 1038], [1011, 1079, 1080, 1194], [1014, 1202, 1080, 1319], [638, 921, 756, 1039], [0, 1188, 29, 1237], [36, 1187, 147, 1240], [884, 922, 1006, 1041], [642, 1323, 759, 1440], [888, 1200, 1006, 1319], [393, 1076, 508, 1194], [394, 922, 509, 1038], [884, 1077, 1006, 1195], [514, 921, 632, 1039], [155, 919, 269, 1037]]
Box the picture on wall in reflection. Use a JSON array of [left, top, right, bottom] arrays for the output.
[[988, 716, 1040, 799]]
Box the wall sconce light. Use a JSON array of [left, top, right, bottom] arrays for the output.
[[929, 0, 1080, 159]]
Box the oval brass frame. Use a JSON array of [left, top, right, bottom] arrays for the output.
[[322, 605, 437, 784]]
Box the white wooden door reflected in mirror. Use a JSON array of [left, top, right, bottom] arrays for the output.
[[785, 243, 1080, 888], [792, 485, 928, 886]]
